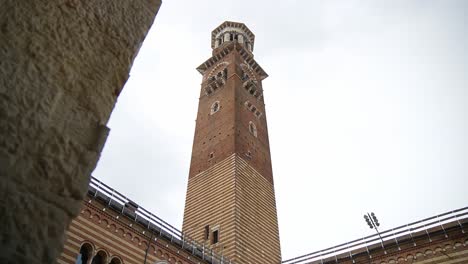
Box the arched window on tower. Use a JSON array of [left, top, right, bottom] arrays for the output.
[[249, 121, 257, 137], [75, 243, 93, 264], [210, 101, 220, 115]]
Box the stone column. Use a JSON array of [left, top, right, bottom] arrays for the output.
[[0, 0, 161, 263]]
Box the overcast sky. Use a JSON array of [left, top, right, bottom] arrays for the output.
[[93, 0, 468, 260]]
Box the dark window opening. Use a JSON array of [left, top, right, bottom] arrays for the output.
[[212, 230, 219, 244], [209, 152, 214, 159], [91, 251, 106, 264], [110, 258, 121, 264], [204, 225, 210, 240], [229, 33, 234, 41], [76, 244, 92, 264]]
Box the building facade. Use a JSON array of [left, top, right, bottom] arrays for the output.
[[57, 177, 232, 264], [182, 21, 282, 264], [282, 207, 468, 264]]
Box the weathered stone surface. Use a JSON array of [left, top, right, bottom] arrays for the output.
[[0, 0, 161, 263]]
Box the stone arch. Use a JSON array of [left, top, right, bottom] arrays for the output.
[[425, 249, 433, 255], [109, 256, 123, 264], [116, 228, 125, 236], [454, 241, 463, 248], [91, 249, 108, 264], [125, 232, 133, 240], [156, 249, 163, 257], [141, 240, 148, 248], [101, 218, 109, 227], [240, 63, 257, 83], [406, 254, 414, 260], [206, 62, 229, 81], [397, 257, 405, 263], [109, 223, 116, 231], [75, 242, 94, 264], [82, 209, 92, 218], [388, 259, 396, 264], [133, 236, 141, 246], [92, 214, 101, 224]]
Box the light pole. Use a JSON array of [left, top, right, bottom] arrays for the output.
[[364, 212, 386, 254]]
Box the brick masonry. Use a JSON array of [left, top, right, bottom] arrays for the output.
[[58, 194, 211, 264]]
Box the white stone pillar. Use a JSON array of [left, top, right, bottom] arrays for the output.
[[238, 34, 244, 44]]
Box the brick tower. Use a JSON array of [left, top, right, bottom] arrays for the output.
[[182, 21, 281, 263]]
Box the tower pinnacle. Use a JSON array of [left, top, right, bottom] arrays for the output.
[[211, 21, 255, 52]]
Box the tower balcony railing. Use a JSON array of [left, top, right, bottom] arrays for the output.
[[282, 206, 468, 264], [88, 176, 234, 264]]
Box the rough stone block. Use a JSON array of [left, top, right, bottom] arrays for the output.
[[0, 0, 162, 262]]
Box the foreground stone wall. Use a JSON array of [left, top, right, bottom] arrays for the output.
[[0, 0, 161, 263]]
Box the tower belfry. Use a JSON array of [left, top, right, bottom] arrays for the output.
[[182, 21, 281, 263]]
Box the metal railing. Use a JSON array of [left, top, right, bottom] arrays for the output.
[[282, 206, 468, 264], [88, 176, 234, 264]]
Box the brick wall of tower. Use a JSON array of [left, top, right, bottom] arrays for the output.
[[183, 154, 281, 264], [233, 62, 273, 184], [235, 155, 281, 263], [189, 53, 238, 178], [183, 154, 238, 257]]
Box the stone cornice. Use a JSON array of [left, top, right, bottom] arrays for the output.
[[197, 43, 268, 80]]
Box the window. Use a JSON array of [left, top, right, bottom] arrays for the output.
[[210, 101, 220, 115], [204, 225, 210, 240], [249, 121, 257, 137], [212, 230, 219, 244], [76, 243, 92, 264], [91, 250, 107, 264], [110, 257, 122, 264]]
